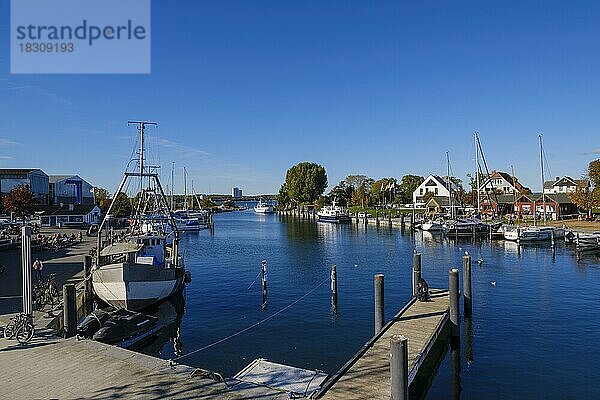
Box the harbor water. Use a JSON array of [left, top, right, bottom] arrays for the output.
[[138, 210, 600, 399]]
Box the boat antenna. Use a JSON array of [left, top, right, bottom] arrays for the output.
[[128, 121, 157, 189], [539, 133, 546, 224]]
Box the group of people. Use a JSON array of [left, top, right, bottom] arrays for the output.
[[35, 232, 82, 250]]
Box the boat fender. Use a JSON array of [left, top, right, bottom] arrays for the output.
[[184, 271, 192, 284]]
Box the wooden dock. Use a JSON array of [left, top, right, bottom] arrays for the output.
[[0, 333, 292, 399], [317, 289, 450, 399]]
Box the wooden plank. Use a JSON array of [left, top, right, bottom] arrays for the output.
[[320, 290, 449, 400]]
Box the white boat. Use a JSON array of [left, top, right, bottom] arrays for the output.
[[173, 209, 210, 231], [317, 201, 351, 223], [443, 217, 494, 236], [92, 121, 187, 311], [576, 232, 600, 251], [503, 225, 563, 242], [254, 199, 274, 214], [421, 220, 444, 232]]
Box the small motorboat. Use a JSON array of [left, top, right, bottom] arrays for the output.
[[76, 309, 111, 338], [93, 309, 158, 344]]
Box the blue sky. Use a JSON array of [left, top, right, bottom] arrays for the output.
[[1, 1, 600, 195]]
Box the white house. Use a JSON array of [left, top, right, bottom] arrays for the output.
[[478, 170, 527, 195], [49, 175, 94, 205], [412, 175, 459, 205], [543, 176, 590, 194]]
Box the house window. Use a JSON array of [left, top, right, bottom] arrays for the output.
[[420, 189, 423, 195], [435, 188, 438, 195]]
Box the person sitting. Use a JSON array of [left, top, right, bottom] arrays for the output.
[[417, 277, 430, 302]]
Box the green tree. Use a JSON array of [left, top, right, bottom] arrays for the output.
[[328, 181, 354, 206], [93, 187, 111, 212], [276, 183, 290, 207], [568, 159, 600, 216], [284, 162, 327, 204], [370, 178, 397, 206], [200, 197, 217, 210], [223, 200, 237, 209], [112, 192, 132, 218], [344, 175, 368, 190], [4, 184, 34, 222], [398, 175, 424, 203], [589, 159, 600, 188]]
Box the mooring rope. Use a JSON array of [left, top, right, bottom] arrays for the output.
[[246, 270, 263, 290], [170, 276, 330, 363], [0, 295, 22, 299]]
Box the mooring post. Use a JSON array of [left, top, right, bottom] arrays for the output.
[[449, 268, 460, 341], [21, 226, 33, 315], [462, 253, 472, 317], [401, 213, 405, 227], [331, 264, 338, 303], [390, 335, 409, 400], [410, 213, 414, 230], [551, 229, 555, 247], [261, 260, 267, 307], [412, 251, 421, 296], [63, 283, 77, 338], [375, 210, 379, 226], [374, 274, 384, 334]]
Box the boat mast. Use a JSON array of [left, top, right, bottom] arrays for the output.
[[446, 151, 453, 219], [539, 134, 547, 224], [475, 132, 481, 213], [183, 167, 188, 210], [170, 162, 175, 211], [511, 164, 518, 224]]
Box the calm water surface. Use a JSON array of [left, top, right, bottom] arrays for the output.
[[139, 210, 600, 399]]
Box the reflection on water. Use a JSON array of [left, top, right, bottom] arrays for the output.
[[135, 292, 185, 358]]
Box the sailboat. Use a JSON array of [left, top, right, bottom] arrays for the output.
[[504, 135, 564, 242], [254, 198, 275, 214], [173, 167, 210, 231], [91, 121, 188, 310]]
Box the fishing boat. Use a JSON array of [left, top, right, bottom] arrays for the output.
[[91, 121, 187, 311], [317, 201, 351, 223], [254, 199, 275, 214]]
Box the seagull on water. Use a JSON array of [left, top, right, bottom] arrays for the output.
[[491, 281, 496, 286], [476, 258, 484, 264]]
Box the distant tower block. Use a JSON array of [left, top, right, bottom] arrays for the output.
[[232, 187, 243, 198]]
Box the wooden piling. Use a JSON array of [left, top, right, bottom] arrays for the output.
[[63, 283, 77, 338], [374, 274, 384, 334], [462, 254, 472, 317], [412, 252, 421, 296], [261, 260, 267, 307], [390, 335, 409, 400], [449, 268, 460, 341], [331, 265, 338, 304]]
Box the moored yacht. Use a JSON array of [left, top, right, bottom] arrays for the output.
[[254, 199, 275, 214], [317, 201, 351, 223]]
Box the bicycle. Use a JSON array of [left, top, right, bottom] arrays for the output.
[[3, 312, 35, 344], [32, 274, 59, 313]]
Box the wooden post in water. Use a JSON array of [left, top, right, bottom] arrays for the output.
[[551, 229, 555, 248], [374, 274, 384, 334], [63, 283, 77, 338], [331, 264, 338, 305], [390, 335, 409, 400], [21, 226, 33, 315], [261, 260, 267, 308], [462, 253, 472, 317], [375, 210, 379, 227], [449, 268, 460, 341], [409, 213, 414, 230], [412, 251, 421, 296], [400, 213, 405, 230]]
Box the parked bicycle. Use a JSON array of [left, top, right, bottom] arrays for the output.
[[3, 312, 35, 344], [33, 273, 59, 312]]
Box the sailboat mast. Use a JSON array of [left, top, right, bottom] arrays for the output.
[[170, 162, 174, 211], [446, 151, 453, 219], [475, 132, 481, 213], [183, 167, 188, 210], [511, 164, 518, 222], [539, 134, 547, 224]]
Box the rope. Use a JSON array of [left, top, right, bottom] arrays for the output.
[[0, 295, 22, 299], [246, 270, 263, 290], [171, 276, 329, 363]]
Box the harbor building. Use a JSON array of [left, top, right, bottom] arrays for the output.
[[49, 175, 94, 205], [543, 176, 590, 194], [412, 174, 459, 205], [478, 170, 528, 195], [34, 203, 102, 227], [232, 187, 242, 198], [0, 168, 49, 204]]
